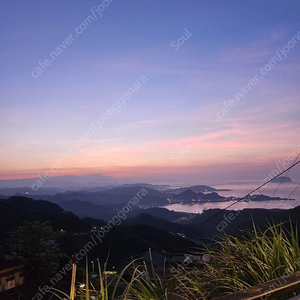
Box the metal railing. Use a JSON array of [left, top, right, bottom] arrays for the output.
[[215, 271, 300, 300]]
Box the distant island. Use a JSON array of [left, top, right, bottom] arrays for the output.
[[167, 189, 294, 205], [166, 185, 232, 193], [271, 176, 292, 183]]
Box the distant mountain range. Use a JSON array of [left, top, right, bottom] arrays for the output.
[[14, 186, 168, 206], [2, 195, 300, 247], [0, 174, 174, 195], [0, 174, 131, 189], [0, 173, 295, 225], [0, 182, 293, 223], [58, 199, 189, 222]]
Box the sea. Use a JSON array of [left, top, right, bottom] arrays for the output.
[[163, 179, 300, 214]]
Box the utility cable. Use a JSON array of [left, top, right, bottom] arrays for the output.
[[197, 159, 300, 228], [279, 179, 300, 209], [262, 153, 299, 209]]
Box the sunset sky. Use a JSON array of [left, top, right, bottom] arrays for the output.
[[1, 1, 300, 182]]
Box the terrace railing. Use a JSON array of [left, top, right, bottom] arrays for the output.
[[215, 271, 300, 300]]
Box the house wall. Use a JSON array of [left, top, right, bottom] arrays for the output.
[[0, 267, 25, 292]]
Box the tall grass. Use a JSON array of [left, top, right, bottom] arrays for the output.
[[123, 251, 170, 299], [51, 221, 300, 300], [52, 250, 173, 300], [173, 220, 300, 299]]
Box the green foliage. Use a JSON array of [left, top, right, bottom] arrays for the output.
[[52, 251, 174, 300], [173, 220, 300, 299], [50, 221, 300, 299], [50, 220, 300, 299], [125, 259, 169, 299], [6, 220, 65, 276]]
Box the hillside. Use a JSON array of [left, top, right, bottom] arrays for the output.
[[0, 196, 198, 268], [192, 206, 300, 237]]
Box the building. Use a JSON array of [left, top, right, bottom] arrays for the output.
[[0, 265, 25, 293]]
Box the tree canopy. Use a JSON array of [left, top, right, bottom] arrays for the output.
[[6, 220, 64, 276]]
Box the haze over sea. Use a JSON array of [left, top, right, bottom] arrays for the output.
[[164, 179, 300, 214]]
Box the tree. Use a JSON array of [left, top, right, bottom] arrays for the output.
[[6, 220, 64, 276]]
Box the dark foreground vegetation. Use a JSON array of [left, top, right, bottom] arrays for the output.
[[1, 196, 300, 299]]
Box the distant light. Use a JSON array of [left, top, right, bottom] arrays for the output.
[[104, 271, 117, 275], [79, 284, 85, 288], [25, 192, 29, 194]]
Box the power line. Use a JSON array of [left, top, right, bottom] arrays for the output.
[[263, 153, 300, 209], [287, 180, 300, 199], [271, 167, 293, 197], [197, 159, 300, 228], [279, 180, 300, 209]]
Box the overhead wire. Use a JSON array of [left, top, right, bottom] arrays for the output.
[[279, 179, 300, 209], [197, 159, 300, 228], [263, 153, 300, 209]]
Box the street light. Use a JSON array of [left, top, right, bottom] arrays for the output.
[[91, 261, 94, 274]]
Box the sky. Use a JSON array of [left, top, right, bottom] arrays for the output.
[[1, 0, 300, 182]]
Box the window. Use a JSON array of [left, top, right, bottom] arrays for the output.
[[5, 274, 15, 290]]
